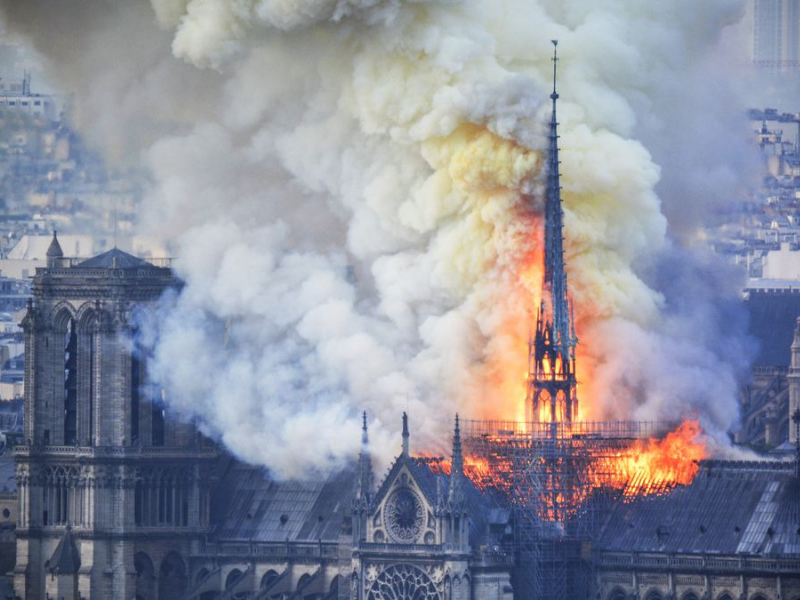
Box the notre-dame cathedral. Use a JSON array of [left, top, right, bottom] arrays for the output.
[[12, 233, 515, 599]]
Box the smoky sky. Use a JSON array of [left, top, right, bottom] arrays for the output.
[[0, 0, 762, 476]]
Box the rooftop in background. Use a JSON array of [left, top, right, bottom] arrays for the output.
[[744, 286, 800, 367], [0, 449, 15, 494], [7, 234, 93, 261]]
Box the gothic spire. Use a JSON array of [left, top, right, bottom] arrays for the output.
[[402, 412, 409, 457], [448, 414, 465, 508], [544, 39, 571, 352], [355, 411, 373, 505], [526, 40, 578, 424]]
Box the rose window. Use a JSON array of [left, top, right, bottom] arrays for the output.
[[384, 488, 424, 543], [366, 564, 440, 600]]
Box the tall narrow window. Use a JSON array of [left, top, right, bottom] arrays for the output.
[[131, 347, 141, 445], [64, 319, 77, 444], [152, 403, 165, 446], [88, 329, 95, 443], [135, 481, 143, 526]]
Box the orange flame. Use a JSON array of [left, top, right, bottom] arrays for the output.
[[614, 419, 706, 496], [420, 420, 706, 521]]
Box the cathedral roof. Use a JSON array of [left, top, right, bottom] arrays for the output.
[[48, 527, 81, 574], [597, 459, 800, 556], [73, 247, 149, 269], [210, 459, 354, 543]]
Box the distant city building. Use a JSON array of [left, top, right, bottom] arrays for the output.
[[754, 0, 800, 68], [0, 71, 60, 121]]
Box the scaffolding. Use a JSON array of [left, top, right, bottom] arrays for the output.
[[461, 419, 676, 600]]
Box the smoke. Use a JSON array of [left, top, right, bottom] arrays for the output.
[[1, 0, 758, 477]]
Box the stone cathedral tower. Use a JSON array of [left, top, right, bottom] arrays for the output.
[[13, 235, 218, 600]]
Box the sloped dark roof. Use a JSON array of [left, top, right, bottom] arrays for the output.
[[74, 248, 149, 269], [597, 460, 800, 556], [745, 291, 800, 367], [48, 527, 80, 574], [210, 460, 354, 543]]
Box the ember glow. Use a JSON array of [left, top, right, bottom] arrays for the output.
[[615, 420, 706, 496], [424, 419, 706, 521]]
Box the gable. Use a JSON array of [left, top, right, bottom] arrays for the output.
[[371, 459, 439, 545]]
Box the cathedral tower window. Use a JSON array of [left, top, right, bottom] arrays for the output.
[[131, 341, 142, 445], [63, 319, 77, 445]]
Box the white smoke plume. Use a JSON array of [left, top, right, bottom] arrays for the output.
[[1, 0, 757, 477]]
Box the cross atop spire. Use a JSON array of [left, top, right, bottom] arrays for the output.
[[551, 39, 559, 100], [361, 410, 368, 445]]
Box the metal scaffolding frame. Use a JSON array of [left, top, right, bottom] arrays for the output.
[[461, 419, 676, 600]]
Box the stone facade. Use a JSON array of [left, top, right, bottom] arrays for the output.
[[350, 415, 514, 600], [12, 241, 513, 599], [13, 243, 218, 599]]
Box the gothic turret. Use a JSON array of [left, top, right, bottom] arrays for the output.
[[353, 411, 374, 543], [355, 411, 374, 506], [526, 39, 578, 424], [46, 230, 63, 268], [441, 414, 469, 551], [448, 414, 465, 509]]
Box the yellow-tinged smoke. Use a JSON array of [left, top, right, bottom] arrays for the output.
[[0, 0, 753, 476]]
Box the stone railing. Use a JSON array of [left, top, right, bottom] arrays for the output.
[[14, 445, 217, 459], [359, 542, 444, 553], [197, 541, 339, 561], [596, 551, 800, 574], [50, 257, 173, 269], [470, 552, 515, 568]]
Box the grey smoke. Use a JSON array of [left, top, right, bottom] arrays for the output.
[[0, 0, 762, 476]]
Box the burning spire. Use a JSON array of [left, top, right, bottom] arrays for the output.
[[526, 40, 578, 424]]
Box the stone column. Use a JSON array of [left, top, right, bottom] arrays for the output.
[[789, 317, 800, 443]]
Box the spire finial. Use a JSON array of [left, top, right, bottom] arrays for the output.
[[361, 411, 368, 445], [402, 412, 409, 456], [551, 39, 559, 100]]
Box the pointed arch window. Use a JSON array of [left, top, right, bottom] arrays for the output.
[[64, 319, 77, 444], [130, 315, 165, 447]]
